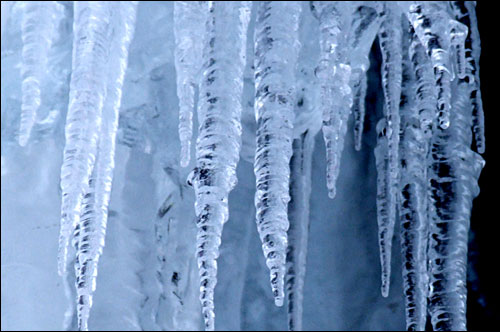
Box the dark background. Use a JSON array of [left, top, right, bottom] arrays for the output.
[[467, 2, 499, 329]]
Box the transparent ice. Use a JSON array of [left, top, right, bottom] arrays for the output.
[[1, 2, 485, 331]]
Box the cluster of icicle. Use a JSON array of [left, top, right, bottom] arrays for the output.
[[13, 1, 484, 331]]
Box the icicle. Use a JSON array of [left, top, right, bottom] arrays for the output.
[[427, 79, 484, 331], [72, 3, 137, 331], [188, 2, 251, 330], [58, 1, 114, 276], [376, 3, 403, 298], [399, 26, 431, 331], [286, 131, 314, 331], [253, 1, 301, 307], [174, 1, 208, 167], [450, 1, 485, 154], [348, 4, 381, 151], [403, 2, 468, 130], [312, 1, 353, 199], [18, 1, 63, 146]]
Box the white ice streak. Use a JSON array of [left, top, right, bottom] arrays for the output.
[[376, 2, 403, 298], [188, 2, 251, 330], [174, 1, 208, 167], [19, 1, 63, 146], [58, 1, 114, 277], [253, 1, 302, 307]]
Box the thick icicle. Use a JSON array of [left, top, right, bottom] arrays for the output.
[[174, 1, 208, 167], [58, 1, 113, 276], [254, 1, 302, 307], [403, 2, 468, 130], [188, 2, 251, 330], [18, 1, 63, 146], [427, 79, 484, 331], [72, 3, 138, 331], [286, 131, 314, 331], [450, 1, 485, 154], [312, 1, 354, 199], [348, 4, 381, 151], [398, 26, 432, 331], [376, 3, 403, 298]]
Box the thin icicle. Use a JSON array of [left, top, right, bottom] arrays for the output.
[[58, 1, 114, 276], [72, 3, 137, 331], [403, 2, 468, 130], [427, 79, 484, 331], [348, 4, 381, 151], [399, 26, 431, 331], [174, 1, 208, 167], [351, 73, 367, 151], [450, 1, 485, 154], [254, 1, 302, 307], [286, 131, 314, 331], [188, 2, 251, 330], [376, 2, 403, 298], [312, 1, 353, 199], [18, 1, 63, 146]]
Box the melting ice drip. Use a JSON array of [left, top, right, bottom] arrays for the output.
[[4, 1, 485, 331]]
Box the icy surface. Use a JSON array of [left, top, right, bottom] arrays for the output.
[[1, 2, 486, 331]]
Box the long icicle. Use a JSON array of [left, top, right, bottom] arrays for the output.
[[427, 78, 484, 331], [58, 1, 114, 277], [18, 1, 63, 146], [72, 3, 138, 331], [399, 25, 433, 331], [286, 131, 314, 331], [376, 2, 403, 298], [188, 2, 251, 330], [312, 1, 354, 199], [174, 1, 208, 167], [254, 0, 302, 307], [349, 4, 381, 151]]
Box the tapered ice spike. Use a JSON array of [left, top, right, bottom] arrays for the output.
[[71, 2, 138, 330], [253, 0, 302, 307], [376, 2, 403, 297], [174, 1, 208, 167], [312, 1, 354, 199], [191, 2, 251, 330], [58, 1, 114, 277]]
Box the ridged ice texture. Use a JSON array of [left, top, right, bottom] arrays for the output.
[[348, 4, 381, 151], [58, 1, 113, 276], [189, 2, 250, 330], [399, 27, 431, 331], [18, 1, 63, 146], [427, 80, 484, 331], [174, 1, 208, 167], [72, 3, 137, 331], [450, 1, 485, 154], [286, 131, 314, 331], [376, 2, 403, 298], [312, 1, 354, 199], [253, 0, 301, 308], [403, 1, 468, 130]]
